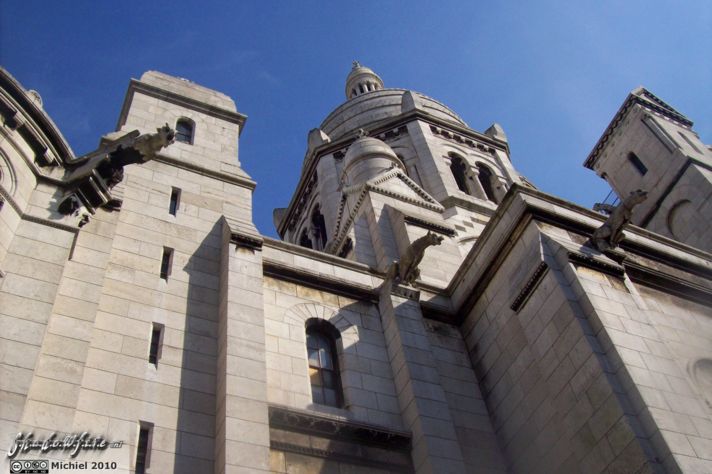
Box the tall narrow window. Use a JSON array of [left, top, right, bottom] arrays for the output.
[[169, 187, 181, 216], [175, 118, 194, 144], [311, 205, 328, 250], [149, 323, 163, 366], [160, 247, 173, 280], [477, 163, 498, 203], [135, 422, 153, 474], [628, 152, 648, 175], [306, 320, 342, 408], [449, 154, 469, 194]]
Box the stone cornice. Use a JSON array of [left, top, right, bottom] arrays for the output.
[[584, 88, 692, 170], [117, 79, 248, 131], [403, 214, 456, 237], [263, 258, 379, 302], [330, 169, 444, 254], [268, 404, 411, 451], [263, 236, 377, 274], [440, 195, 497, 216], [0, 68, 74, 164], [623, 259, 712, 307], [0, 184, 79, 234], [449, 185, 712, 320], [510, 262, 549, 312], [153, 154, 256, 190]]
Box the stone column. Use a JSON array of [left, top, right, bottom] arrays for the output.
[[378, 281, 467, 474], [215, 218, 270, 474], [465, 166, 487, 201]]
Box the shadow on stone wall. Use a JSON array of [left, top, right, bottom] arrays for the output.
[[173, 220, 221, 473]]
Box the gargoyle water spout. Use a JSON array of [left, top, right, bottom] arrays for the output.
[[387, 231, 444, 285], [591, 189, 648, 252]]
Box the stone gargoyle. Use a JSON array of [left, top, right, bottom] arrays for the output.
[[58, 124, 175, 225], [591, 189, 648, 252], [387, 231, 444, 285], [91, 124, 176, 190]]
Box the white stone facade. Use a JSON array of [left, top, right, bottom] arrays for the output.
[[1, 64, 711, 474]]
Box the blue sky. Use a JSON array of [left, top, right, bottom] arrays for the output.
[[1, 1, 710, 237]]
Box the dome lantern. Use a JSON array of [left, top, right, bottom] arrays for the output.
[[345, 61, 384, 100]]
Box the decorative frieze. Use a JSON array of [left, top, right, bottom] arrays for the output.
[[286, 172, 318, 231], [268, 405, 411, 450], [430, 125, 495, 155], [510, 262, 548, 312]]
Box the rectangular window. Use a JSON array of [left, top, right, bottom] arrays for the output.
[[169, 187, 181, 216], [135, 422, 153, 474], [628, 152, 648, 176], [148, 323, 163, 366], [160, 247, 173, 280]]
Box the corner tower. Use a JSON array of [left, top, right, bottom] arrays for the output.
[[275, 63, 531, 286], [585, 88, 712, 252]]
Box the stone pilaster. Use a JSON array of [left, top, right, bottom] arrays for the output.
[[378, 281, 467, 474], [215, 218, 270, 474]]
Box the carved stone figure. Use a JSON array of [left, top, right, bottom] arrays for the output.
[[591, 189, 648, 251], [387, 231, 444, 285], [58, 194, 81, 215], [131, 124, 176, 164]]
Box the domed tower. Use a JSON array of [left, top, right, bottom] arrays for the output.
[[345, 61, 384, 99], [275, 63, 528, 285]]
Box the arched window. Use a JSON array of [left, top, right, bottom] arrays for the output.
[[175, 118, 194, 144], [477, 163, 498, 203], [306, 320, 342, 407], [628, 152, 647, 175], [449, 154, 469, 194], [299, 229, 313, 249], [311, 205, 328, 250]]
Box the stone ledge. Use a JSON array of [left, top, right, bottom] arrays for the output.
[[263, 258, 377, 302], [268, 404, 411, 452]]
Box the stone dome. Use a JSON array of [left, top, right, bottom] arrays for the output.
[[322, 89, 467, 142], [342, 134, 403, 186], [324, 63, 467, 141]]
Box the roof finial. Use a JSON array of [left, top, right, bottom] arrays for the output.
[[352, 60, 361, 69]]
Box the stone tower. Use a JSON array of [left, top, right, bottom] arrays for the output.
[[585, 87, 712, 252], [275, 62, 528, 286]]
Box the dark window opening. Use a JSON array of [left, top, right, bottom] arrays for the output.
[[160, 247, 173, 280], [149, 323, 163, 366], [169, 187, 181, 216], [307, 321, 342, 408], [628, 152, 648, 175], [449, 154, 469, 194], [299, 229, 313, 249], [135, 423, 152, 474], [477, 163, 497, 203], [175, 119, 194, 144], [359, 84, 364, 94], [311, 205, 328, 250]]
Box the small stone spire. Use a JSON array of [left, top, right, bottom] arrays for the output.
[[345, 62, 384, 100]]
